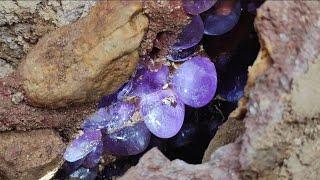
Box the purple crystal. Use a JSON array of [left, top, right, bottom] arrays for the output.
[[140, 90, 185, 138], [167, 46, 198, 62], [83, 101, 135, 132], [103, 122, 151, 156], [64, 130, 102, 162], [172, 56, 217, 107], [203, 0, 241, 36], [172, 15, 204, 50], [82, 108, 110, 132], [83, 142, 104, 168], [131, 65, 169, 97], [219, 71, 247, 102], [183, 0, 217, 15]]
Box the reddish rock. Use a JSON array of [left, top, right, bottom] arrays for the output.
[[0, 129, 65, 179], [120, 145, 240, 180]]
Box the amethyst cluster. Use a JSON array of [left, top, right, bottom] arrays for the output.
[[63, 0, 258, 174]]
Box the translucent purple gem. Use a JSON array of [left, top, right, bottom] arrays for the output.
[[140, 90, 185, 138], [131, 65, 169, 96], [203, 0, 241, 36], [172, 56, 217, 107], [172, 15, 204, 50], [82, 108, 110, 132], [64, 130, 102, 162], [182, 0, 217, 15], [103, 122, 151, 156], [167, 46, 198, 62], [83, 101, 135, 132], [83, 142, 104, 168], [219, 71, 247, 102]]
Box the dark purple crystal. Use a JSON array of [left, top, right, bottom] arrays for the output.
[[172, 15, 204, 50], [182, 0, 217, 15], [203, 0, 241, 36], [103, 122, 151, 156], [83, 142, 104, 168]]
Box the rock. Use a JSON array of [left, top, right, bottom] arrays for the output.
[[122, 1, 320, 179], [0, 73, 95, 132], [0, 59, 13, 78], [202, 118, 245, 163], [20, 1, 148, 108], [141, 0, 189, 56], [0, 0, 95, 66], [120, 145, 241, 180], [0, 129, 65, 180]]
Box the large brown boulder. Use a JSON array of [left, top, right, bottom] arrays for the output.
[[20, 1, 148, 108]]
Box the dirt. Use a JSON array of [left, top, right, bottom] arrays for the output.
[[0, 129, 65, 180]]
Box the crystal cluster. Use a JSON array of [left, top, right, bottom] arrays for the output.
[[62, 0, 259, 177]]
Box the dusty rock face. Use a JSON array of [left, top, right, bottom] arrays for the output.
[[141, 0, 189, 56], [0, 73, 96, 132], [202, 118, 245, 163], [122, 1, 320, 179], [120, 145, 241, 180], [0, 0, 95, 66], [20, 1, 148, 108], [0, 59, 13, 78], [0, 129, 65, 180]]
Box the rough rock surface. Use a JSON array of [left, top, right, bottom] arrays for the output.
[[0, 73, 95, 132], [120, 145, 241, 180], [20, 1, 148, 108], [0, 59, 13, 78], [122, 1, 320, 179], [0, 129, 65, 180], [202, 118, 245, 163], [141, 0, 189, 56], [0, 0, 95, 66]]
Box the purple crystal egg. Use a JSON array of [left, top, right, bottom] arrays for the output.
[[83, 101, 135, 132], [140, 90, 185, 138], [83, 142, 104, 168], [172, 15, 204, 50], [103, 122, 151, 156], [203, 0, 241, 36], [64, 130, 102, 162], [219, 71, 247, 102], [183, 0, 217, 15], [172, 56, 217, 107], [82, 108, 110, 132], [131, 65, 169, 96]]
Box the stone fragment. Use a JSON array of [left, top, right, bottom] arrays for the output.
[[0, 59, 14, 78], [0, 129, 65, 180], [202, 118, 245, 163], [0, 0, 95, 66], [120, 145, 240, 180], [141, 0, 190, 56], [0, 73, 95, 132], [20, 1, 148, 108]]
